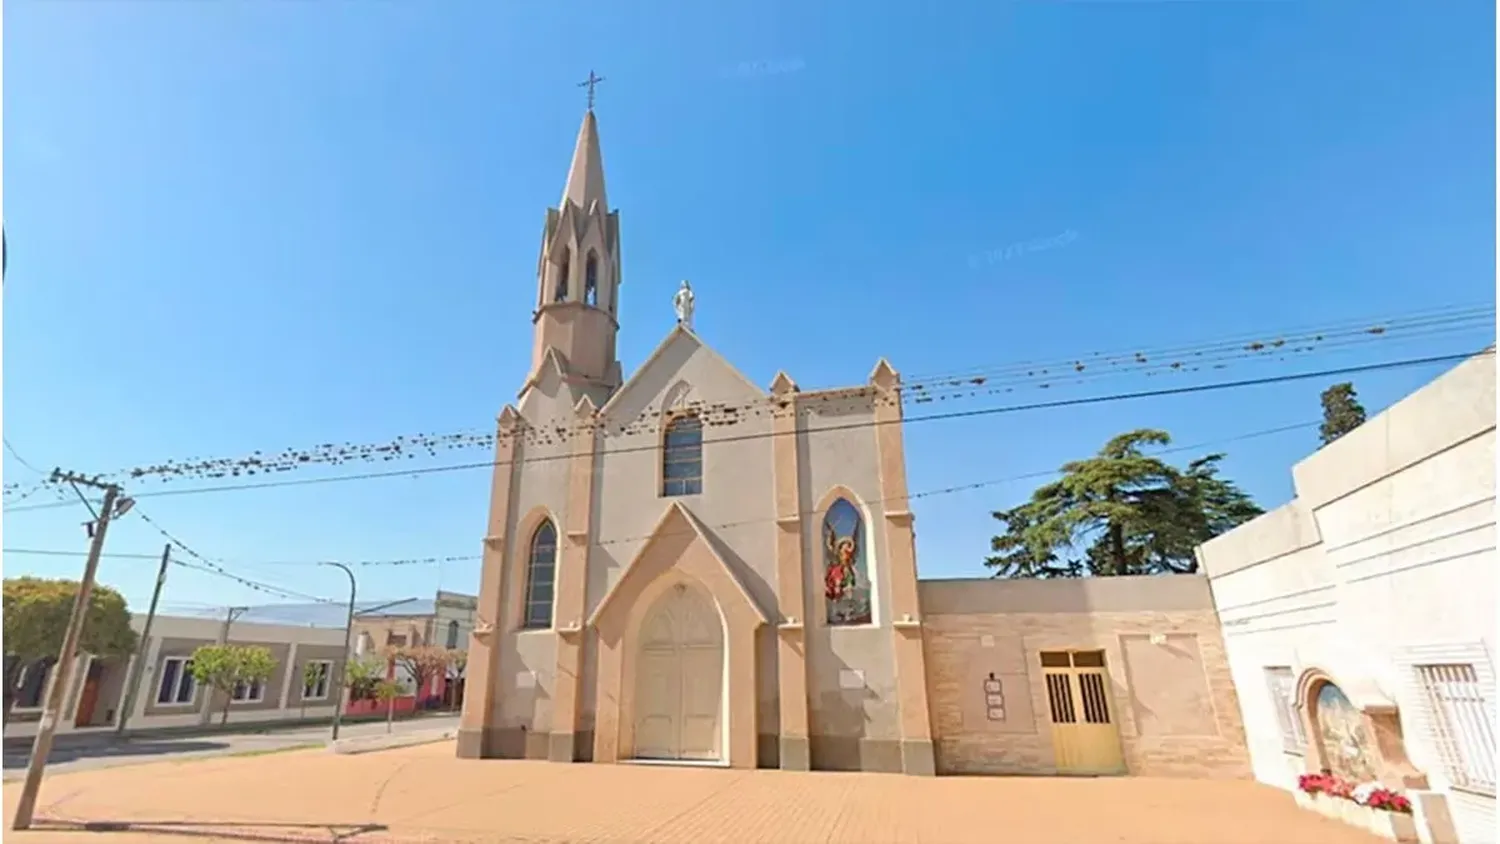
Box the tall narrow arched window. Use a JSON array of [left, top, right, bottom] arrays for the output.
[[523, 520, 558, 629], [554, 251, 571, 302], [662, 414, 704, 496], [584, 251, 599, 307], [822, 498, 872, 625], [446, 619, 460, 649]]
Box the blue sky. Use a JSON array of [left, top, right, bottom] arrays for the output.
[[3, 0, 1494, 614]]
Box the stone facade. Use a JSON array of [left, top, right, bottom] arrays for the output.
[[458, 103, 1257, 780], [920, 576, 1251, 778], [1199, 351, 1496, 843]]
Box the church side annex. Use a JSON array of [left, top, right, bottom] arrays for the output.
[[457, 96, 1251, 780]]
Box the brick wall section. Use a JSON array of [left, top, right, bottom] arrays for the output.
[[918, 577, 1251, 779]]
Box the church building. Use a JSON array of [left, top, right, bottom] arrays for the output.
[[458, 101, 1255, 780]]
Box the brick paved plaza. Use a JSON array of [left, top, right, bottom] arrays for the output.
[[4, 741, 1383, 843]]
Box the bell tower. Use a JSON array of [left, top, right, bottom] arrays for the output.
[[530, 75, 622, 392]]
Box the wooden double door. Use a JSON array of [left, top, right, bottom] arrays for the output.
[[1041, 649, 1126, 775], [633, 583, 724, 762]]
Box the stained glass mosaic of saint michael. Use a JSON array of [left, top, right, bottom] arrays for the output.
[[823, 498, 872, 625]]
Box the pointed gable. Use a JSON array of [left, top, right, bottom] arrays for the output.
[[588, 500, 770, 630], [868, 358, 901, 390], [517, 347, 571, 402], [599, 324, 765, 424]]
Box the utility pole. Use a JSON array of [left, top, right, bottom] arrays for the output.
[[218, 606, 250, 643], [13, 472, 132, 831], [320, 562, 357, 741], [200, 606, 249, 726], [115, 544, 171, 737]]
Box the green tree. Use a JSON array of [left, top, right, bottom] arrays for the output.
[[1319, 382, 1368, 446], [344, 656, 383, 703], [2, 577, 137, 726], [299, 660, 325, 719], [985, 429, 1263, 578], [374, 679, 401, 733], [188, 644, 277, 726], [385, 645, 461, 709]]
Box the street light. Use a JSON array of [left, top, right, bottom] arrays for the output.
[[318, 561, 416, 742], [320, 562, 357, 742]]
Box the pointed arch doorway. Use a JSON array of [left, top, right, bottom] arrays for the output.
[[632, 581, 725, 762]]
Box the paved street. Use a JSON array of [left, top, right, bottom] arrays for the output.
[[3, 740, 1384, 844], [2, 714, 460, 781]]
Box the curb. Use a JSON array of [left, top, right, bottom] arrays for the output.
[[330, 729, 456, 756]]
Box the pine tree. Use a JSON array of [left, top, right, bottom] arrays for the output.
[[985, 429, 1262, 578], [1318, 382, 1367, 446]]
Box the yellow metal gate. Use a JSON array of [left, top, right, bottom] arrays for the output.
[[1041, 650, 1126, 775]]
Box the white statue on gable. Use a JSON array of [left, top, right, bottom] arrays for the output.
[[673, 280, 696, 329]]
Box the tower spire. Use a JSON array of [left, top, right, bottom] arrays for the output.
[[528, 88, 623, 397], [561, 101, 608, 212]]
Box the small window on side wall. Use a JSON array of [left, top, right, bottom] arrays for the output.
[[662, 415, 703, 496]]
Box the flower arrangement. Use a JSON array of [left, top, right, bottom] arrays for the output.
[[1298, 771, 1412, 814]]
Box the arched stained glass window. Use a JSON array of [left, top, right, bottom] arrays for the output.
[[446, 619, 460, 649], [822, 498, 872, 625], [523, 521, 558, 629], [662, 415, 704, 496]]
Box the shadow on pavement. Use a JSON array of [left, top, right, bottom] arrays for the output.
[[3, 739, 231, 769], [37, 818, 388, 843]]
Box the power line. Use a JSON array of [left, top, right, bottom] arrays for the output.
[[1, 546, 480, 568], [130, 507, 340, 605], [579, 419, 1322, 552], [0, 418, 1320, 567], [1, 441, 59, 506], [907, 318, 1491, 403], [904, 303, 1493, 382], [7, 304, 1485, 497], [5, 348, 1483, 517], [3, 438, 47, 476]]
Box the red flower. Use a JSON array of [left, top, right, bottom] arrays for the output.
[[1297, 772, 1342, 795], [1365, 789, 1414, 814]]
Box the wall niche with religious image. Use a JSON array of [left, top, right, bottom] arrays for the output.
[[1313, 681, 1379, 782], [822, 498, 872, 626]]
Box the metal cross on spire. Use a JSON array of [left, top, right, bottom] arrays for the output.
[[578, 70, 606, 111]]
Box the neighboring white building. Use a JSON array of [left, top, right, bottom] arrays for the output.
[[1198, 351, 1496, 843], [5, 613, 348, 740]]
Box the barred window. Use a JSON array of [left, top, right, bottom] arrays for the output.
[[1416, 663, 1496, 795]]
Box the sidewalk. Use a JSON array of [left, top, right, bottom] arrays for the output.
[[2, 709, 455, 753], [3, 741, 1385, 844]]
